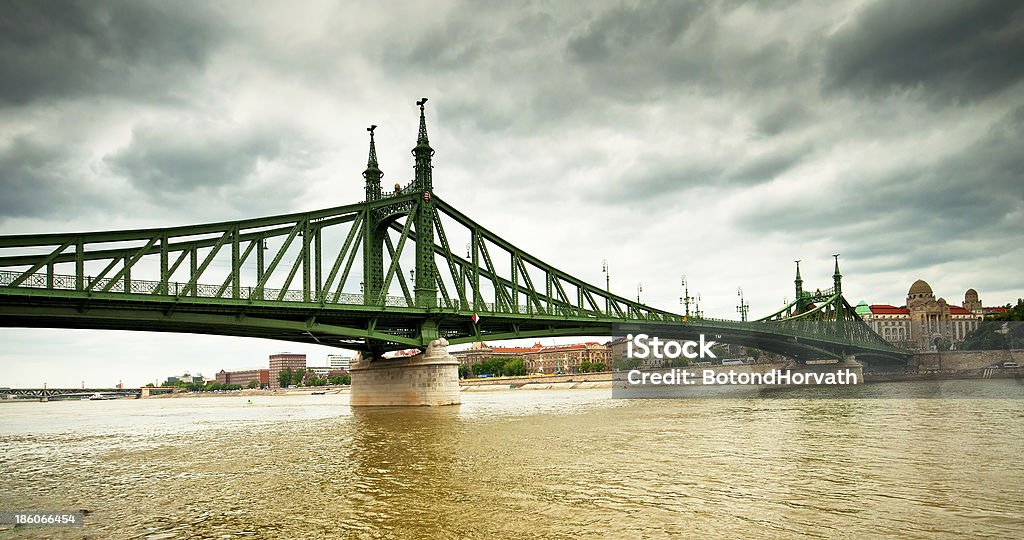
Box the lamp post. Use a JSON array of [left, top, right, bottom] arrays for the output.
[[681, 276, 693, 318], [637, 282, 643, 303], [736, 287, 750, 322], [602, 260, 610, 315]]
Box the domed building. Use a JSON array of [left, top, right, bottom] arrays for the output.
[[860, 279, 984, 350], [963, 288, 982, 312]]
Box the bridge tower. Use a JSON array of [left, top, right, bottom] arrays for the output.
[[362, 125, 385, 305], [794, 260, 809, 313], [832, 254, 844, 336], [358, 100, 440, 312], [412, 98, 437, 310]]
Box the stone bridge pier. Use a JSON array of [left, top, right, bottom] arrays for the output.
[[349, 338, 461, 406]]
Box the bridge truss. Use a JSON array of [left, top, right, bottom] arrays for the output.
[[0, 101, 909, 364]]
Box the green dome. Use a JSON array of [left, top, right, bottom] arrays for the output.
[[855, 301, 871, 315]]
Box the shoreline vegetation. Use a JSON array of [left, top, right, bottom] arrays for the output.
[[142, 366, 1023, 398]]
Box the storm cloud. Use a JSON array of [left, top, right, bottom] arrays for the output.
[[0, 0, 1022, 386], [824, 0, 1024, 102], [0, 0, 222, 106]]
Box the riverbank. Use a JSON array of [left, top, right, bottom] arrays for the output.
[[116, 366, 1024, 398], [146, 387, 348, 398]]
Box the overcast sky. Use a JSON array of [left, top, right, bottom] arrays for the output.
[[1, 0, 1022, 387]]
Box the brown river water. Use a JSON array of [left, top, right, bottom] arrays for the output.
[[1, 381, 1023, 539]]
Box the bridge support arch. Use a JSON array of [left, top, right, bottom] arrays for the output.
[[349, 338, 460, 406]]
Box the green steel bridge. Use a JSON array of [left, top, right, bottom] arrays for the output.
[[0, 100, 910, 365]]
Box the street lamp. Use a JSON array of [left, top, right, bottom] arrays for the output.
[[681, 275, 693, 318], [637, 282, 643, 303], [736, 287, 750, 322], [602, 260, 610, 315]]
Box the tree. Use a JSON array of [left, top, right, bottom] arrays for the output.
[[578, 361, 607, 373], [247, 380, 260, 389], [962, 320, 1024, 350], [666, 358, 688, 368], [992, 299, 1024, 321], [278, 368, 293, 388], [472, 358, 506, 377], [290, 369, 305, 386], [503, 358, 526, 377], [613, 357, 642, 371], [458, 364, 470, 379]]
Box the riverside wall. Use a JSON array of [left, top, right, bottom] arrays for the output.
[[864, 349, 1024, 381]]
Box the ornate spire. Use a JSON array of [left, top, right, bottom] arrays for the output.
[[832, 254, 842, 293], [416, 97, 431, 148], [363, 125, 382, 201], [412, 98, 434, 191], [794, 260, 803, 299]]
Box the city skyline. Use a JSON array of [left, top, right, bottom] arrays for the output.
[[2, 1, 1022, 386]]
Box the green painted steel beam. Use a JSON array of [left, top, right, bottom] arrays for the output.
[[0, 195, 415, 249]]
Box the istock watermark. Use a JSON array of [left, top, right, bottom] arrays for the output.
[[610, 322, 1024, 400], [611, 327, 865, 399], [625, 368, 859, 386], [626, 333, 717, 360]]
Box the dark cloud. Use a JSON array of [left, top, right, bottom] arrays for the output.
[[566, 2, 704, 64], [98, 120, 321, 220], [563, 1, 806, 101], [824, 0, 1024, 102], [106, 122, 295, 192], [0, 0, 221, 105], [756, 101, 814, 136], [740, 105, 1024, 270], [0, 137, 95, 218], [592, 140, 811, 205]]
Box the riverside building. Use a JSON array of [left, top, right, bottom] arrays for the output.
[[857, 280, 995, 351], [269, 353, 306, 389], [453, 341, 611, 375]]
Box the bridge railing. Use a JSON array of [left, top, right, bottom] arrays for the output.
[[0, 269, 675, 321], [0, 269, 412, 308]]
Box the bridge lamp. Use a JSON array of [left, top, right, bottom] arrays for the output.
[[736, 287, 750, 322], [601, 260, 609, 292], [410, 269, 415, 282], [637, 282, 643, 303]]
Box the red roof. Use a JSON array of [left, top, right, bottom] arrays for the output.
[[869, 304, 909, 315], [476, 341, 604, 355], [948, 305, 973, 315], [491, 344, 544, 354]]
